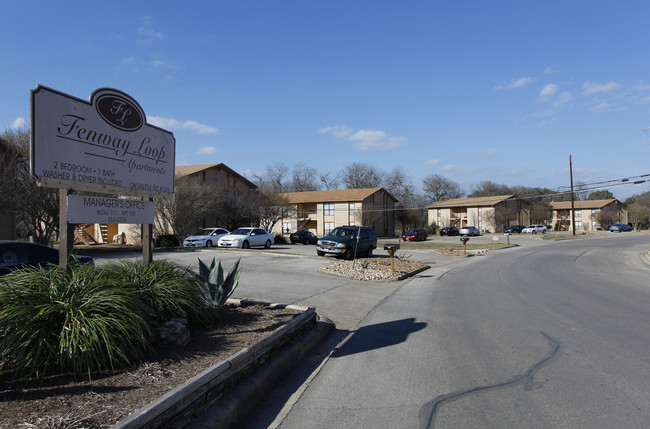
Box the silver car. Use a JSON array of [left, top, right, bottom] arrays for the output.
[[459, 226, 480, 236], [522, 225, 547, 234]]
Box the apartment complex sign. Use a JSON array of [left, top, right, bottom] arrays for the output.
[[31, 86, 175, 199]]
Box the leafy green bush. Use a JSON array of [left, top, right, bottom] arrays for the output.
[[273, 234, 288, 244], [425, 223, 439, 236], [154, 234, 180, 248], [0, 265, 151, 379]]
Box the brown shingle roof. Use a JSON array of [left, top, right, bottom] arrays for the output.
[[549, 199, 623, 210], [174, 163, 257, 189], [427, 195, 517, 208], [279, 187, 397, 204]]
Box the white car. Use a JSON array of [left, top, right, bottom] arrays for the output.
[[218, 227, 274, 249], [522, 225, 547, 234], [183, 228, 230, 247]]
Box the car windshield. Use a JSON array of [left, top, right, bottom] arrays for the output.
[[231, 229, 252, 235], [330, 228, 356, 238]]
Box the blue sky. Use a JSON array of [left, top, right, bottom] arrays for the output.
[[3, 1, 650, 200]]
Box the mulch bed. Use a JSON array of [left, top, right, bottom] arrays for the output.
[[0, 305, 298, 429]]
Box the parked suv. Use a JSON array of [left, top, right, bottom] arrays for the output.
[[316, 226, 377, 260]]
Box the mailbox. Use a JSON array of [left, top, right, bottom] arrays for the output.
[[384, 243, 400, 252], [460, 237, 469, 244]]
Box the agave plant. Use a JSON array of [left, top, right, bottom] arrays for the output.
[[198, 258, 241, 305]]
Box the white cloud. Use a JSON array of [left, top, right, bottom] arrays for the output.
[[543, 66, 557, 74], [590, 102, 612, 112], [482, 148, 497, 155], [509, 168, 525, 176], [553, 92, 573, 107], [319, 125, 405, 151], [197, 146, 218, 155], [138, 16, 163, 43], [507, 77, 537, 89], [539, 84, 558, 97], [633, 80, 650, 91], [347, 129, 406, 150], [425, 159, 454, 170], [10, 117, 26, 130], [148, 116, 219, 135], [318, 125, 352, 138], [151, 59, 171, 68], [581, 81, 623, 96]]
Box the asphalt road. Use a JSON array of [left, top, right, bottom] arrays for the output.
[[94, 233, 650, 428], [240, 234, 650, 428]]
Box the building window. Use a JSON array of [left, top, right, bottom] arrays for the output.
[[478, 221, 482, 231], [575, 209, 582, 218], [282, 223, 291, 234], [437, 221, 442, 227], [478, 207, 482, 217], [324, 203, 334, 215], [592, 221, 597, 230], [575, 221, 583, 229], [592, 209, 596, 216], [437, 209, 441, 218], [349, 221, 355, 226], [324, 222, 334, 235], [349, 202, 355, 215]]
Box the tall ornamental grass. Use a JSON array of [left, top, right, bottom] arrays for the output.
[[101, 260, 215, 328], [0, 265, 151, 379], [0, 260, 218, 380]]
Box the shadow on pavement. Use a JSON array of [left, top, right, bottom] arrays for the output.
[[333, 318, 427, 358]]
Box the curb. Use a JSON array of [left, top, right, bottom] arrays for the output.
[[110, 301, 333, 429]]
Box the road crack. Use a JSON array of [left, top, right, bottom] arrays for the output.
[[418, 331, 560, 428]]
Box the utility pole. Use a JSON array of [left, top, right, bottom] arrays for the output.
[[569, 155, 576, 236]]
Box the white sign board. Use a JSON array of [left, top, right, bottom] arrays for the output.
[[68, 195, 154, 224], [31, 86, 175, 199]]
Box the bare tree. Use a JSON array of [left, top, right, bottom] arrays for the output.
[[467, 181, 511, 198], [484, 207, 517, 233], [213, 184, 260, 231], [529, 203, 552, 224], [264, 163, 290, 193], [587, 189, 614, 200], [290, 164, 319, 192], [627, 203, 649, 229], [340, 162, 384, 189], [155, 176, 217, 244], [422, 174, 463, 202], [384, 166, 425, 234], [595, 210, 618, 230], [257, 193, 293, 232], [1, 127, 59, 243], [319, 171, 339, 190]]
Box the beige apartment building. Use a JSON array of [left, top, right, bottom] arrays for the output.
[[274, 187, 397, 237], [549, 199, 627, 231], [427, 195, 530, 233], [77, 163, 256, 244]]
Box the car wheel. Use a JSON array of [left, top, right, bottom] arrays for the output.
[[242, 240, 250, 249], [206, 240, 212, 247], [367, 247, 373, 258], [532, 231, 537, 234], [317, 250, 325, 256], [344, 247, 354, 260], [265, 240, 271, 249]]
